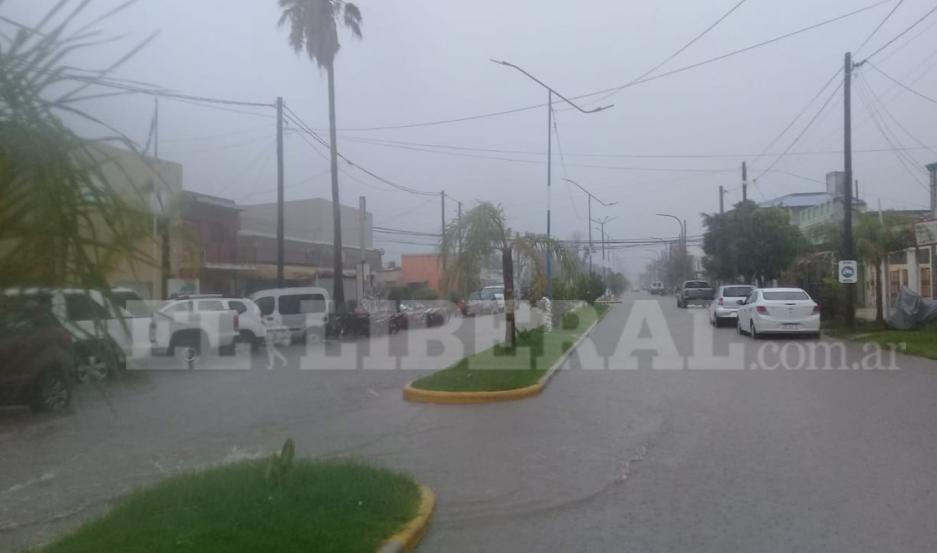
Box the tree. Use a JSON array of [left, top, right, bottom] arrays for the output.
[[1, 2, 155, 297], [811, 213, 914, 323], [440, 203, 577, 347], [607, 272, 629, 295], [278, 0, 363, 309], [702, 200, 804, 285]]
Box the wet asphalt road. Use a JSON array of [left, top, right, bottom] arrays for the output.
[[2, 295, 937, 552]]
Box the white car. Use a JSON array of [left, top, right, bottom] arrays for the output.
[[169, 295, 268, 350], [709, 285, 755, 327], [149, 298, 239, 356], [736, 287, 820, 339]]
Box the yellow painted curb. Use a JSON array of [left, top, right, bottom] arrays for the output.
[[378, 484, 436, 552], [403, 315, 602, 404]]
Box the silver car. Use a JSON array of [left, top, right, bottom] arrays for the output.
[[709, 285, 755, 327]]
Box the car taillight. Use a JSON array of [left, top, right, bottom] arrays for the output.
[[812, 304, 820, 314], [233, 312, 240, 331], [61, 332, 73, 347], [756, 305, 768, 314], [718, 297, 724, 306]]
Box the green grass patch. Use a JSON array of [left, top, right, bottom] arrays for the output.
[[410, 306, 603, 392], [826, 323, 937, 361], [41, 458, 420, 553]]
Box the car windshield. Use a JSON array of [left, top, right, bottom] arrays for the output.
[[723, 286, 754, 297], [6, 2, 931, 552], [763, 290, 811, 301]]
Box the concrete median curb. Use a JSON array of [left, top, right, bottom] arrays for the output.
[[377, 484, 435, 553], [403, 317, 600, 404]]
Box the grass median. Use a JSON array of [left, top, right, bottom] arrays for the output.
[[410, 304, 607, 393], [41, 456, 420, 553], [826, 321, 937, 361]]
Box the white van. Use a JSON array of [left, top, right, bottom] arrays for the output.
[[250, 287, 331, 343]]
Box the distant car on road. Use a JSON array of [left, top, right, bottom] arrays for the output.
[[736, 287, 820, 339], [170, 295, 268, 350], [0, 297, 74, 412], [709, 285, 755, 327], [649, 281, 665, 295], [676, 280, 714, 308]]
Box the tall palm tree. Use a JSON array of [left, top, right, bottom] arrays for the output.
[[440, 203, 577, 347], [855, 212, 914, 324], [278, 0, 362, 307]]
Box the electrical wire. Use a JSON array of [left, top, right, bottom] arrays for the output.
[[282, 105, 438, 197], [865, 60, 937, 108], [861, 2, 937, 61], [334, 1, 889, 132], [856, 0, 905, 54]]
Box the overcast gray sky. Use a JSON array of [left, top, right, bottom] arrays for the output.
[[9, 0, 937, 279]]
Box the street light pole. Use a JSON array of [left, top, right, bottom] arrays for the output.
[[564, 178, 617, 276], [492, 59, 613, 300], [656, 213, 686, 282]]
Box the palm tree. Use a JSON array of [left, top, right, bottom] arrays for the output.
[[278, 0, 362, 308], [855, 212, 914, 324], [440, 203, 577, 347]]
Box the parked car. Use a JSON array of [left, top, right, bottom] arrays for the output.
[[149, 298, 239, 356], [251, 287, 331, 344], [0, 297, 74, 412], [170, 295, 267, 350], [3, 288, 151, 380], [737, 287, 820, 339], [649, 281, 665, 295], [676, 280, 714, 308], [709, 285, 756, 327]]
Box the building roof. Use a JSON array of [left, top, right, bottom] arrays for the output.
[[759, 192, 832, 209], [760, 192, 866, 209]]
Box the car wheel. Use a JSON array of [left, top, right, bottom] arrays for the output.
[[31, 369, 71, 412], [750, 321, 759, 340], [737, 319, 744, 335]]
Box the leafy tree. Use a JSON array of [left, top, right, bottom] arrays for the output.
[[607, 272, 628, 295], [440, 203, 577, 347], [702, 200, 804, 285], [278, 0, 363, 309]]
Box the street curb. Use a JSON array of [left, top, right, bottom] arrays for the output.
[[377, 484, 436, 553], [402, 315, 601, 404]]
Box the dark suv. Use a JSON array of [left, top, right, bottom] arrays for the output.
[[0, 298, 75, 412], [676, 280, 714, 308]]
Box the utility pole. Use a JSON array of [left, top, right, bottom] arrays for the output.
[[741, 161, 748, 202], [587, 194, 593, 274], [358, 196, 367, 302], [457, 201, 463, 253], [719, 185, 725, 214], [441, 190, 447, 293], [546, 90, 553, 299], [154, 97, 160, 159], [276, 97, 285, 288], [843, 51, 856, 328]]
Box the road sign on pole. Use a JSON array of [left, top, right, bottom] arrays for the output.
[[838, 260, 858, 284]]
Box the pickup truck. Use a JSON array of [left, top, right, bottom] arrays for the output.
[[149, 298, 238, 357], [676, 280, 714, 308]]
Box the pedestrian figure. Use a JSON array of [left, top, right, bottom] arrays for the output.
[[265, 327, 287, 370]]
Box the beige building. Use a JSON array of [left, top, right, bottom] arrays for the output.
[[92, 144, 184, 299]]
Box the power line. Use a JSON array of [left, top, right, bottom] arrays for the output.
[[861, 72, 937, 157], [281, 105, 438, 197], [861, 2, 937, 61], [856, 0, 905, 53], [754, 78, 845, 182], [339, 134, 935, 159], [582, 0, 750, 107], [334, 1, 889, 132], [865, 60, 937, 108]]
